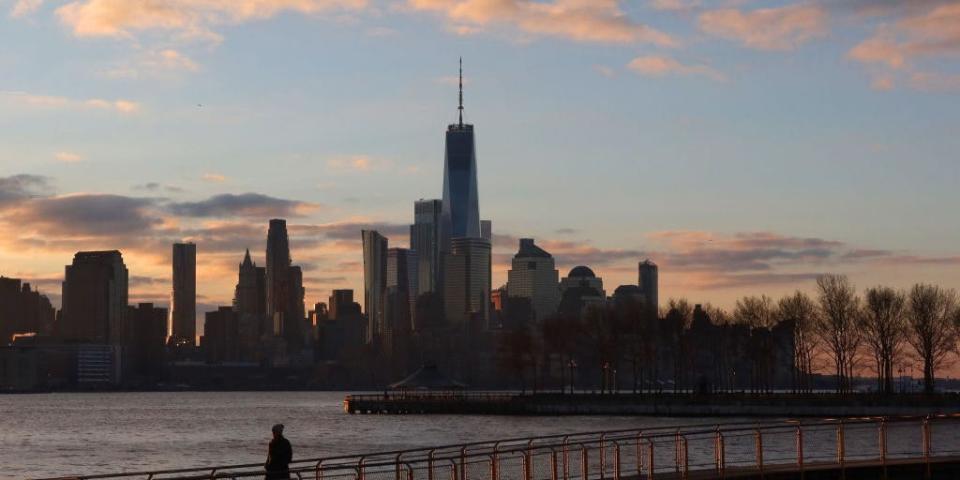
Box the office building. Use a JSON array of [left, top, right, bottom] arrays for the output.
[[440, 60, 481, 250], [506, 239, 560, 321], [0, 277, 55, 342], [124, 303, 167, 379], [410, 199, 442, 295], [170, 242, 196, 346], [638, 259, 659, 311], [386, 248, 418, 333], [202, 307, 239, 364], [443, 237, 491, 327], [558, 266, 606, 317], [361, 230, 388, 343], [265, 219, 291, 335], [328, 289, 354, 321], [233, 249, 266, 360], [60, 251, 128, 345]]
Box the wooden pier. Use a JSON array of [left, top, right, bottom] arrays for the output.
[[343, 391, 960, 417]]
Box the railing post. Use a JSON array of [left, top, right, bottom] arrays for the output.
[[879, 419, 887, 466], [562, 437, 570, 480], [837, 421, 845, 471], [525, 442, 533, 480], [429, 450, 436, 480], [635, 433, 643, 478], [359, 456, 366, 480], [316, 460, 324, 480], [552, 449, 559, 480], [460, 447, 467, 480], [493, 444, 501, 480], [680, 436, 688, 480], [674, 431, 681, 474], [754, 429, 763, 476], [581, 446, 588, 480], [647, 440, 655, 480], [714, 429, 725, 479], [600, 433, 606, 480], [923, 417, 932, 480], [796, 425, 804, 473], [613, 442, 621, 480]]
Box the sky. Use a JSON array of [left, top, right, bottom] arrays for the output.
[[1, 0, 959, 325]]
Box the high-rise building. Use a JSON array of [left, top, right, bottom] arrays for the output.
[[558, 266, 606, 318], [443, 237, 491, 327], [386, 248, 418, 331], [124, 303, 167, 378], [286, 265, 305, 349], [440, 59, 481, 250], [265, 219, 291, 332], [638, 259, 659, 310], [410, 199, 442, 295], [361, 230, 387, 343], [60, 251, 128, 344], [0, 277, 55, 342], [506, 239, 560, 321], [328, 289, 354, 321], [170, 242, 196, 346], [233, 249, 266, 360], [202, 307, 239, 364]]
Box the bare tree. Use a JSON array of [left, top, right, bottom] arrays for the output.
[[777, 291, 819, 393], [860, 286, 907, 395], [733, 295, 776, 328], [906, 284, 958, 394], [815, 274, 862, 394]]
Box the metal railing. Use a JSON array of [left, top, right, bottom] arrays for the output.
[[38, 415, 960, 480]]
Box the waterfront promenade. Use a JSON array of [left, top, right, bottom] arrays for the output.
[[343, 392, 960, 417], [38, 415, 960, 480]]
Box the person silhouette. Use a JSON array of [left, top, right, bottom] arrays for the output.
[[265, 424, 292, 479]]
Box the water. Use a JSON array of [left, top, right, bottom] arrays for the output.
[[0, 392, 735, 479]]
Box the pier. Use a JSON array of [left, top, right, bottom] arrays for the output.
[[40, 415, 960, 480], [343, 392, 960, 417]]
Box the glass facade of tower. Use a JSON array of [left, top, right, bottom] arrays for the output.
[[441, 124, 481, 249]]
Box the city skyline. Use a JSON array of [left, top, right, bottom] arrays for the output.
[[2, 1, 960, 327]]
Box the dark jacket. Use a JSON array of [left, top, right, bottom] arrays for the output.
[[265, 436, 293, 479]]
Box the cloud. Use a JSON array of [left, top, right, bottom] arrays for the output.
[[909, 71, 960, 91], [594, 65, 616, 77], [10, 0, 43, 17], [54, 0, 368, 40], [648, 0, 700, 12], [4, 194, 163, 237], [627, 55, 726, 81], [698, 3, 827, 50], [55, 151, 83, 163], [847, 2, 960, 91], [1, 91, 140, 114], [167, 193, 320, 218], [0, 175, 52, 204], [326, 155, 392, 173], [134, 182, 185, 193], [408, 0, 676, 46], [201, 173, 227, 183]]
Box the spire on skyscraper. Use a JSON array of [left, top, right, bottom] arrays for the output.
[[242, 248, 252, 267], [458, 57, 464, 127]]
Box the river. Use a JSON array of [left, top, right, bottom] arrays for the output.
[[0, 392, 738, 479]]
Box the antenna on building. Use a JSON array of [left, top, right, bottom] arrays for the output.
[[458, 57, 464, 127]]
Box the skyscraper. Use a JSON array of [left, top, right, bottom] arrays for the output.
[[265, 219, 291, 330], [170, 242, 196, 346], [233, 249, 266, 360], [440, 59, 481, 250], [60, 250, 128, 344], [638, 259, 659, 311], [328, 289, 354, 321], [386, 248, 418, 330], [506, 239, 560, 321], [361, 229, 387, 343], [443, 237, 491, 327], [410, 199, 442, 295]]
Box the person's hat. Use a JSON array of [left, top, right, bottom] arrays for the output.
[[272, 424, 284, 433]]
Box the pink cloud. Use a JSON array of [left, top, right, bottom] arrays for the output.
[[627, 55, 725, 81], [698, 3, 827, 51], [408, 0, 676, 46]]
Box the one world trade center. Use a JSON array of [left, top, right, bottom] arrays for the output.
[[440, 58, 481, 250]]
